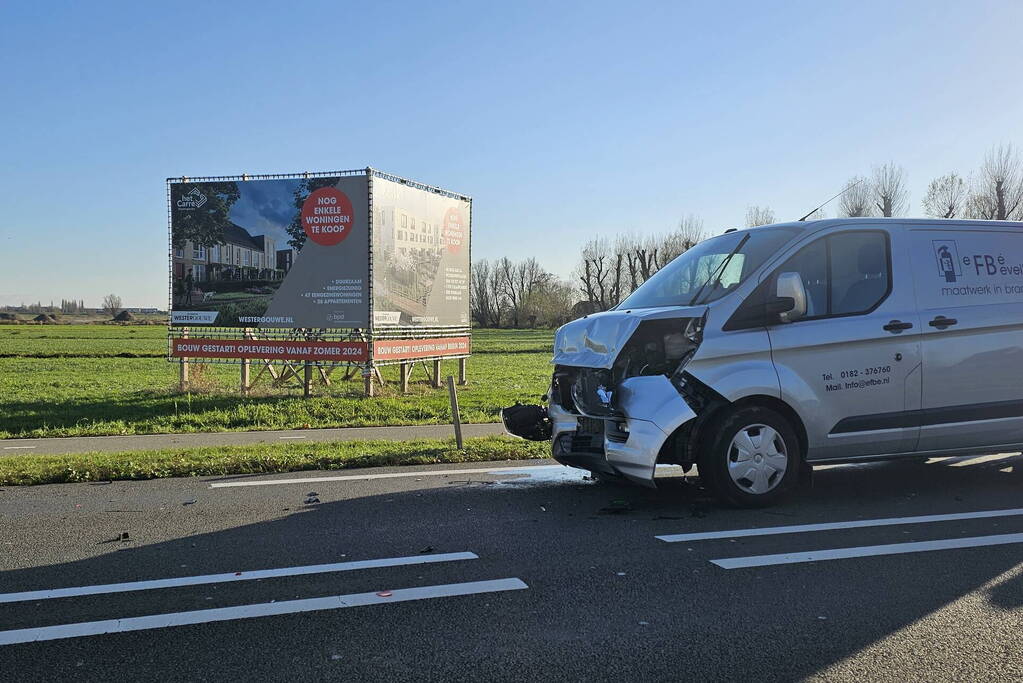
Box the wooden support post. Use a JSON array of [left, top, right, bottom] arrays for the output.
[[432, 359, 442, 388], [241, 327, 252, 395], [303, 363, 312, 398], [400, 362, 410, 393], [458, 357, 467, 386], [364, 365, 375, 397], [447, 375, 463, 449], [179, 327, 189, 392], [241, 358, 250, 395]]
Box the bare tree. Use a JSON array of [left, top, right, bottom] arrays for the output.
[[871, 163, 908, 217], [470, 259, 494, 327], [744, 205, 775, 227], [659, 214, 704, 265], [499, 257, 552, 327], [102, 294, 122, 318], [532, 279, 575, 328], [966, 144, 1023, 220], [575, 237, 613, 311], [922, 173, 967, 218], [839, 176, 874, 217]]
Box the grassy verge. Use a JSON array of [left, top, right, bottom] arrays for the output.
[[0, 436, 550, 486], [0, 326, 555, 439]]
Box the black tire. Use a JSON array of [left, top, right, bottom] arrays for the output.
[[697, 405, 801, 508]]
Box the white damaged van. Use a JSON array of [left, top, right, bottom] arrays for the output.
[[503, 218, 1023, 506]]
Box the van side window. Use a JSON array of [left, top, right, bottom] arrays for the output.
[[776, 230, 890, 320], [829, 232, 889, 315], [779, 239, 827, 317]]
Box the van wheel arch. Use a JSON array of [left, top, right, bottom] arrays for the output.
[[660, 394, 809, 468]]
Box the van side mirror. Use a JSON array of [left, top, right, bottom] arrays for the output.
[[771, 272, 808, 323]]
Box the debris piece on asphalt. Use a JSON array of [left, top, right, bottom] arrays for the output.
[[304, 497, 321, 505], [330, 655, 342, 661], [639, 621, 649, 626], [183, 499, 197, 506], [419, 546, 434, 554], [599, 499, 633, 515], [119, 531, 130, 542], [616, 572, 626, 576], [376, 591, 393, 598], [540, 506, 547, 512]]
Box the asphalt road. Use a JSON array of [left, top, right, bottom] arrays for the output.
[[2, 453, 1022, 682], [0, 423, 505, 456]]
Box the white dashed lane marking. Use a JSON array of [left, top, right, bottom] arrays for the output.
[[0, 552, 479, 604], [0, 579, 529, 645], [710, 533, 1023, 569], [656, 507, 1023, 543]]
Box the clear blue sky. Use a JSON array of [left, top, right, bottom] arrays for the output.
[[2, 0, 1021, 307]]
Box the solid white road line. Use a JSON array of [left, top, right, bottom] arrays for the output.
[[711, 533, 1023, 569], [278, 436, 306, 440], [656, 507, 1023, 543], [0, 578, 528, 646], [0, 552, 478, 604], [2, 446, 36, 450], [209, 465, 562, 488]]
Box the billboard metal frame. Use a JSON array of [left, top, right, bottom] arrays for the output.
[[166, 168, 472, 396]]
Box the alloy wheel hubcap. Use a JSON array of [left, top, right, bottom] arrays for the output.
[[727, 423, 788, 495]]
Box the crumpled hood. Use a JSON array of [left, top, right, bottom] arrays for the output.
[[552, 305, 707, 369]]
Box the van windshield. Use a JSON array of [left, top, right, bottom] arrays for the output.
[[618, 227, 802, 309]]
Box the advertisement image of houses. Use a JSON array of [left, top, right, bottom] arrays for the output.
[[173, 223, 281, 286]]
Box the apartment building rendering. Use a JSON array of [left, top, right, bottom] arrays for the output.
[[172, 223, 282, 283]]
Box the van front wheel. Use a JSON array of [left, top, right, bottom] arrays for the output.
[[699, 406, 800, 507]]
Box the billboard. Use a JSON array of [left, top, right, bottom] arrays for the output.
[[371, 175, 471, 327], [168, 170, 471, 365], [170, 174, 370, 328]]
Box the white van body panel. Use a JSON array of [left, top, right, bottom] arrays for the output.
[[908, 226, 1023, 451], [768, 224, 924, 460]]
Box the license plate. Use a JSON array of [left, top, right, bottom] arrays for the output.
[[577, 417, 604, 435]]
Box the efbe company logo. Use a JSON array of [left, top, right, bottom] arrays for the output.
[[932, 240, 961, 283], [176, 187, 208, 210]]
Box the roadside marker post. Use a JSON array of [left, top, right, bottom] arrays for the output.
[[447, 375, 464, 449]]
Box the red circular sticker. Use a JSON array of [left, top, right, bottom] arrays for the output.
[[442, 207, 466, 254], [301, 188, 354, 246]]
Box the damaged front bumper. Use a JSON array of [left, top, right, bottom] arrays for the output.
[[508, 374, 697, 488]]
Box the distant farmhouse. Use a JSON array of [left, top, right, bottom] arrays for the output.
[[173, 223, 282, 283]]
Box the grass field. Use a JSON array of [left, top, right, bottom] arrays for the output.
[[0, 436, 550, 486], [0, 326, 554, 439]]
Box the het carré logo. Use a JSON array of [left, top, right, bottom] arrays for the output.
[[932, 240, 961, 283], [176, 187, 208, 210]]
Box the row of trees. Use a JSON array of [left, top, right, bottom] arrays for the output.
[[470, 143, 1023, 328], [574, 216, 704, 312], [471, 257, 575, 328], [833, 144, 1023, 221], [60, 299, 87, 314], [470, 217, 708, 327]]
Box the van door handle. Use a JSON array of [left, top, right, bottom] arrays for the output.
[[883, 320, 913, 333], [929, 316, 958, 329]]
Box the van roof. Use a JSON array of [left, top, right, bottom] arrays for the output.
[[755, 217, 1023, 233]]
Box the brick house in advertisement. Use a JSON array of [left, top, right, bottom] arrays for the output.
[[172, 223, 282, 284]]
